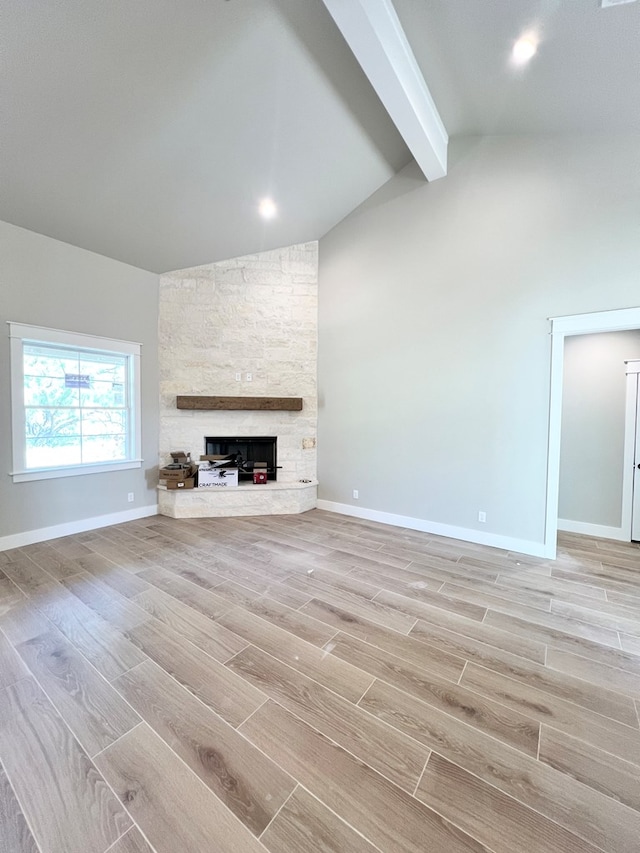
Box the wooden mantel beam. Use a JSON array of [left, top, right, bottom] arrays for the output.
[[176, 396, 303, 411]]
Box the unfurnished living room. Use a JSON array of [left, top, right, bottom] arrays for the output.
[[1, 2, 640, 852]]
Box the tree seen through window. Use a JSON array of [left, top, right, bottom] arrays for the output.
[[23, 344, 128, 469]]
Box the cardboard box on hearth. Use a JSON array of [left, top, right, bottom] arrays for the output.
[[197, 460, 239, 488]]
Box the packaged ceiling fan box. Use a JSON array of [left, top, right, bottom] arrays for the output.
[[197, 459, 239, 488]]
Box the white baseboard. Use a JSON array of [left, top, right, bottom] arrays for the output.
[[0, 505, 159, 552], [316, 500, 549, 558], [557, 518, 629, 542]]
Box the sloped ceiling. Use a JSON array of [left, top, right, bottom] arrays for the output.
[[1, 0, 639, 273], [0, 0, 411, 273], [393, 0, 640, 135]]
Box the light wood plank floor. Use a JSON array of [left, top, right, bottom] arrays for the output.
[[1, 510, 639, 853]]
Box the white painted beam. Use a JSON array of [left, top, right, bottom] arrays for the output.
[[322, 0, 448, 180]]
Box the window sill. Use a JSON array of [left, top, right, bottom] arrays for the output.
[[11, 460, 143, 483]]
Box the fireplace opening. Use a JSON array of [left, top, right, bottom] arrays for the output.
[[204, 436, 277, 482]]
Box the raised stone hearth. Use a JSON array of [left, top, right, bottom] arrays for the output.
[[158, 480, 318, 518], [158, 242, 318, 518]]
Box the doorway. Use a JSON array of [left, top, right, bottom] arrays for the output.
[[544, 306, 640, 559], [557, 334, 640, 543]]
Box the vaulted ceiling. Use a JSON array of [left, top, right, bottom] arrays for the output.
[[1, 0, 638, 273]]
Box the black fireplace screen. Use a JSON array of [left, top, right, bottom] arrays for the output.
[[204, 436, 277, 482]]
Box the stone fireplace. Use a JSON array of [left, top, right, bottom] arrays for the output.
[[157, 242, 318, 518]]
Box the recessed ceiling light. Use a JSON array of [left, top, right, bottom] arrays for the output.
[[258, 198, 277, 220], [512, 35, 538, 65]]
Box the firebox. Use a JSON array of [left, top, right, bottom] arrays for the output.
[[204, 436, 277, 482]]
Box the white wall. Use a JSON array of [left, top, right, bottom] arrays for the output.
[[559, 331, 640, 529], [318, 135, 640, 552], [0, 221, 160, 544]]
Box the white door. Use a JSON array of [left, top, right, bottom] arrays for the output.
[[632, 367, 640, 542]]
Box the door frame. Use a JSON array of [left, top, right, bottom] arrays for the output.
[[624, 360, 640, 541], [544, 306, 640, 559]]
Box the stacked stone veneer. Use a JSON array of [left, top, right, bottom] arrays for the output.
[[159, 242, 318, 491]]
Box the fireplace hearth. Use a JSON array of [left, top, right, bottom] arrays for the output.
[[204, 436, 277, 482]]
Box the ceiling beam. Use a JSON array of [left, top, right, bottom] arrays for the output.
[[321, 0, 448, 180]]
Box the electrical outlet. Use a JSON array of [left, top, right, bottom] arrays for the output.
[[353, 489, 359, 499], [246, 372, 253, 381], [127, 492, 134, 503], [478, 511, 486, 523], [235, 372, 241, 381]]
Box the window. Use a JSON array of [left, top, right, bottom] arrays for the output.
[[9, 323, 142, 482]]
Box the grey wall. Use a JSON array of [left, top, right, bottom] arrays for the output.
[[559, 331, 640, 528], [318, 135, 640, 549], [0, 221, 159, 540]]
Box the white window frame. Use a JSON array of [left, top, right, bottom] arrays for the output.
[[8, 322, 142, 483]]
